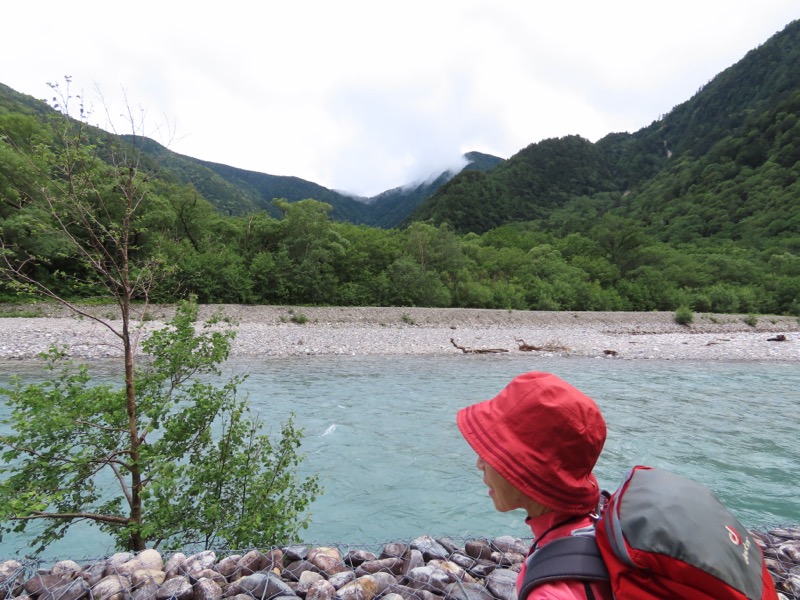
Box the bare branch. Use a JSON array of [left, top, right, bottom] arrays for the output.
[[12, 511, 129, 525], [0, 260, 123, 338]]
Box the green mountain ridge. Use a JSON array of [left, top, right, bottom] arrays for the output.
[[366, 151, 505, 228], [413, 19, 800, 237], [0, 80, 505, 227], [191, 149, 505, 226], [4, 17, 797, 237], [125, 136, 506, 226]]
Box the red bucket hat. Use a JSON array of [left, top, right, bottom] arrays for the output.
[[457, 372, 606, 515]]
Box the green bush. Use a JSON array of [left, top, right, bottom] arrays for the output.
[[674, 306, 694, 325], [0, 307, 43, 318], [401, 312, 416, 325]]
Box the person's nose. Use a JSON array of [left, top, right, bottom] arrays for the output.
[[476, 456, 486, 471]]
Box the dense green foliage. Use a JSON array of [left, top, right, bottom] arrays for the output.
[[1, 20, 799, 315], [0, 301, 320, 553]]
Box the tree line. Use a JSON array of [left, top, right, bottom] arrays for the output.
[[2, 153, 798, 315]]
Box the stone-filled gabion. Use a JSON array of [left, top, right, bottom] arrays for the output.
[[1, 530, 798, 600]]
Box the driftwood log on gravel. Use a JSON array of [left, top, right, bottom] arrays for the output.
[[450, 339, 508, 354]]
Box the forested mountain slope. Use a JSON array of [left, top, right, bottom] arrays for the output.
[[190, 150, 503, 226], [0, 82, 503, 226], [412, 19, 800, 241], [363, 151, 505, 227]]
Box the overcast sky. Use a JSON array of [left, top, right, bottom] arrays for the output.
[[3, 2, 798, 197]]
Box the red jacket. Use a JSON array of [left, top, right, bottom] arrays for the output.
[[516, 512, 613, 600]]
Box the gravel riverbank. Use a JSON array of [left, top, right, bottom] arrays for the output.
[[0, 304, 798, 362]]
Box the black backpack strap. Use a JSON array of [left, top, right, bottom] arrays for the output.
[[518, 536, 609, 600]]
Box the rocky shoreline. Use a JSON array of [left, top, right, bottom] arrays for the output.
[[0, 304, 799, 362], [1, 528, 798, 600]]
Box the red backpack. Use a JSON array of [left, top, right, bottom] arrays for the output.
[[519, 466, 779, 600]]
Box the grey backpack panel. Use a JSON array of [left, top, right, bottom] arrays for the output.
[[602, 467, 764, 599]]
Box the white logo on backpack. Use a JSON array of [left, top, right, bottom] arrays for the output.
[[727, 524, 752, 565]]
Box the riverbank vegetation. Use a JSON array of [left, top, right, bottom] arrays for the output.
[[0, 302, 320, 553]]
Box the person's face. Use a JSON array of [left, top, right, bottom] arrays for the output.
[[476, 455, 533, 513]]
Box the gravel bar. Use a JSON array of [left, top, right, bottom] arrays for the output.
[[0, 305, 798, 362]]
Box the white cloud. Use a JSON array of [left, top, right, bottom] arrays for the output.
[[2, 1, 798, 197]]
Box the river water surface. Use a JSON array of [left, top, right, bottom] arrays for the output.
[[1, 355, 797, 560]]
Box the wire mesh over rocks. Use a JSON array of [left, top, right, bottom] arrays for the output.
[[0, 529, 798, 600]]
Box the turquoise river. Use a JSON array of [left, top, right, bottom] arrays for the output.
[[1, 355, 797, 560]]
